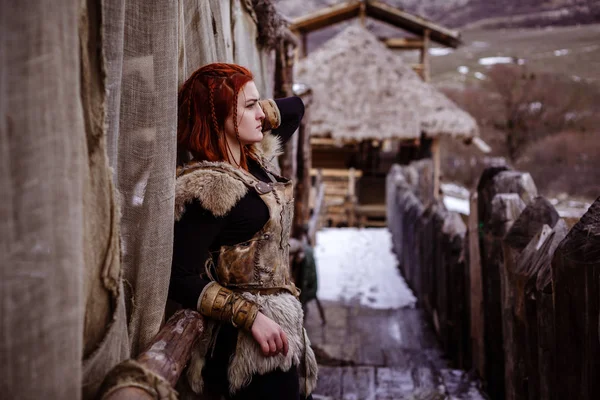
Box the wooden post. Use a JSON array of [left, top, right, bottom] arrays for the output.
[[552, 198, 600, 399], [484, 193, 526, 400], [420, 29, 430, 82], [535, 220, 568, 400], [293, 92, 312, 238], [440, 212, 468, 368], [403, 191, 424, 293], [308, 169, 325, 245], [301, 32, 307, 58], [431, 138, 440, 200], [359, 1, 366, 27], [347, 167, 357, 227], [469, 192, 485, 378], [501, 197, 560, 400], [476, 167, 538, 399]]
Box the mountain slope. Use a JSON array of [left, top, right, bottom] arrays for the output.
[[275, 0, 600, 29]]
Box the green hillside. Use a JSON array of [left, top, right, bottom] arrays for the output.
[[428, 24, 600, 87]]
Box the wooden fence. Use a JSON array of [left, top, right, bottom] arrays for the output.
[[387, 162, 600, 400]]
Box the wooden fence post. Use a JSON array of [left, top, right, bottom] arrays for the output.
[[477, 167, 537, 399], [402, 191, 424, 293], [552, 198, 600, 400], [440, 212, 468, 368], [529, 219, 568, 400], [482, 193, 526, 399], [501, 197, 560, 400], [469, 191, 485, 378]]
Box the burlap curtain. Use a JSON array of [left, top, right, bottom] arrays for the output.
[[2, 1, 275, 398], [1, 0, 129, 398]]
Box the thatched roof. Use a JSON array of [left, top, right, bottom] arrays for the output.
[[295, 25, 479, 141]]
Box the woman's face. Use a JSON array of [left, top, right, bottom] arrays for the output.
[[224, 81, 265, 145]]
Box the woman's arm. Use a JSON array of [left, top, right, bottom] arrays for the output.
[[270, 96, 305, 145], [169, 200, 226, 309]]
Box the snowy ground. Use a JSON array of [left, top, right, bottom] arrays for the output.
[[314, 228, 416, 309]]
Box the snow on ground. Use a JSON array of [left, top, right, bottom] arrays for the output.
[[430, 47, 453, 56], [478, 56, 513, 65], [478, 56, 525, 66], [314, 228, 416, 309], [443, 196, 470, 215]]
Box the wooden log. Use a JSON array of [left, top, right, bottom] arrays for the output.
[[403, 191, 423, 292], [481, 193, 526, 399], [430, 203, 447, 335], [418, 204, 436, 313], [440, 212, 468, 368], [552, 197, 600, 399], [476, 167, 537, 399], [535, 220, 568, 400], [413, 159, 434, 205], [469, 191, 486, 378], [100, 309, 204, 399], [512, 224, 552, 400], [501, 197, 560, 400]]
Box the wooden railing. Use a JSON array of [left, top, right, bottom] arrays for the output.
[[387, 162, 600, 400]]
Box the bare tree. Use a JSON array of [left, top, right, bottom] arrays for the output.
[[483, 63, 597, 161]]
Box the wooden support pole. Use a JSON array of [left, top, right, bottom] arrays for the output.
[[359, 1, 366, 27], [420, 29, 430, 82], [301, 33, 307, 58], [431, 137, 440, 200]]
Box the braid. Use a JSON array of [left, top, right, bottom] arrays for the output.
[[186, 75, 196, 129], [232, 89, 239, 140], [208, 80, 220, 136]]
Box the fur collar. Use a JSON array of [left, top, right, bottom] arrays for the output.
[[174, 132, 283, 220]]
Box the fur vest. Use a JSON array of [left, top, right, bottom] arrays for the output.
[[174, 133, 318, 396]]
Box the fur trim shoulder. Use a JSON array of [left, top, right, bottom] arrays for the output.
[[252, 131, 283, 163], [175, 162, 250, 220]]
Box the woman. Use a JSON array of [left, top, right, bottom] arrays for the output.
[[170, 63, 317, 399]]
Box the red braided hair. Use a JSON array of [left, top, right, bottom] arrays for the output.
[[177, 63, 258, 170]]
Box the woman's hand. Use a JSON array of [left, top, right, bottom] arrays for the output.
[[250, 312, 289, 357]]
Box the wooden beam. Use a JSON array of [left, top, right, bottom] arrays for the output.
[[365, 0, 461, 48], [310, 168, 363, 178], [290, 1, 361, 34], [310, 137, 339, 146], [381, 37, 424, 49]]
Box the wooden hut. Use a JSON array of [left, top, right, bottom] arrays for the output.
[[293, 11, 478, 226]]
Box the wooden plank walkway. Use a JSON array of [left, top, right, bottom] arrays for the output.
[[304, 301, 487, 400]]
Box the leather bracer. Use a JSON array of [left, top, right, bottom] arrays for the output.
[[259, 99, 281, 132], [197, 282, 259, 331]]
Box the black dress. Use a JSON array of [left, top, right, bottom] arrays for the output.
[[169, 96, 307, 400]]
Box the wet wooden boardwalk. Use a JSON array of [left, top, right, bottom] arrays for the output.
[[304, 300, 487, 400]]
